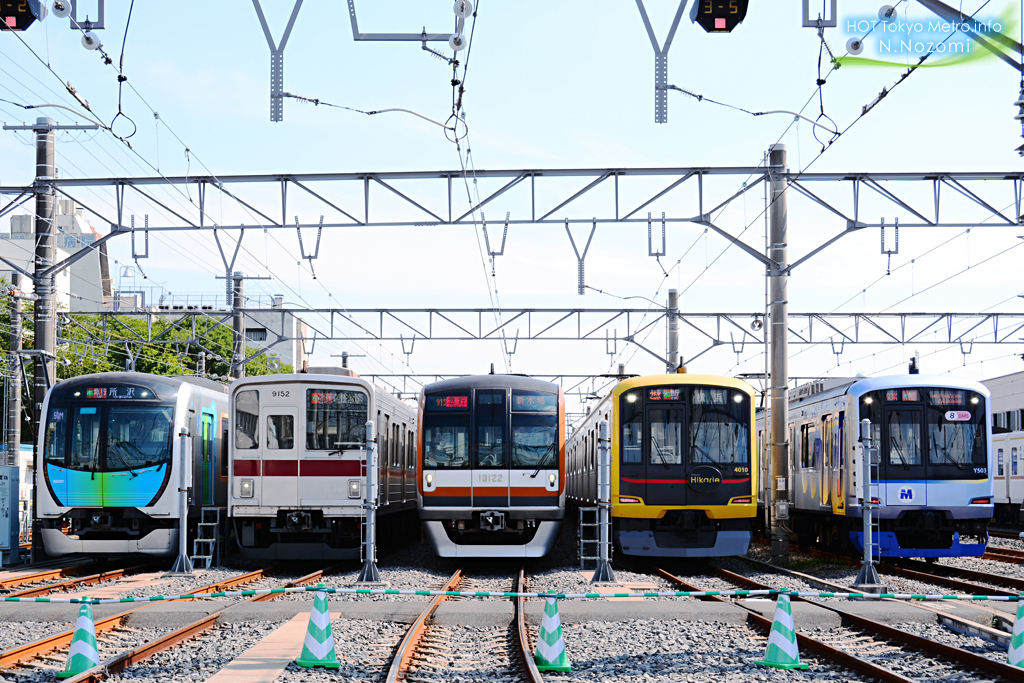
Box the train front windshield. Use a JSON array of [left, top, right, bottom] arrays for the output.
[[859, 387, 987, 478], [422, 389, 558, 469], [42, 383, 176, 507]]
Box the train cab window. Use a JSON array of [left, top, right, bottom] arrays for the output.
[[305, 389, 367, 451], [266, 415, 295, 450], [511, 391, 557, 469], [690, 388, 750, 465], [475, 390, 506, 468], [235, 390, 259, 449], [106, 406, 174, 469], [924, 389, 986, 469], [43, 407, 69, 467], [620, 391, 642, 463], [887, 410, 922, 467], [423, 392, 470, 469], [998, 449, 1005, 476], [649, 409, 683, 465], [70, 406, 103, 471]]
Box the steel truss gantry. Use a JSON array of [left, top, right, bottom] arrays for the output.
[[59, 308, 1024, 371], [2, 166, 1020, 294]]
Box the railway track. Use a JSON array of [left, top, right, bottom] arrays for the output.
[[385, 568, 542, 683], [3, 561, 166, 599], [0, 560, 111, 591], [54, 565, 349, 683], [660, 564, 1022, 682], [714, 562, 1024, 681], [0, 568, 270, 671]]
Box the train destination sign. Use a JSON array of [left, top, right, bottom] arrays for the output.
[[512, 392, 558, 412], [425, 394, 469, 410], [74, 385, 155, 400], [687, 465, 723, 492]]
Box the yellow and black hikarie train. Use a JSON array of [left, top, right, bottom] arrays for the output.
[[567, 371, 757, 557]]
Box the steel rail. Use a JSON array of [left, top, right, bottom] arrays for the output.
[[0, 568, 268, 670], [61, 566, 343, 683], [0, 561, 105, 589], [384, 569, 463, 683], [880, 559, 1023, 597], [653, 567, 915, 683], [711, 564, 1024, 682], [5, 562, 164, 599], [983, 546, 1024, 564], [515, 569, 544, 683]]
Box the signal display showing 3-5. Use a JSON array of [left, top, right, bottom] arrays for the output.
[[693, 0, 749, 33]]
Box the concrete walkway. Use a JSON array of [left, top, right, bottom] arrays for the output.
[[202, 612, 309, 683]]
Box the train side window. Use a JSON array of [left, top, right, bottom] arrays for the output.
[[221, 417, 229, 478], [620, 391, 642, 464], [394, 423, 400, 467], [998, 448, 1004, 476], [235, 390, 259, 449], [266, 415, 294, 450], [44, 407, 69, 467], [800, 424, 811, 468], [1013, 447, 1019, 476]]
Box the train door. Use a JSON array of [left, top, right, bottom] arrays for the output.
[[471, 389, 509, 508], [997, 447, 1007, 501], [819, 414, 832, 508], [379, 412, 389, 506], [882, 405, 926, 506], [831, 411, 845, 514], [260, 405, 299, 507], [645, 402, 687, 507], [199, 412, 214, 506]]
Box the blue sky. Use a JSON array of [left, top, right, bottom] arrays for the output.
[[1, 1, 1022, 409]]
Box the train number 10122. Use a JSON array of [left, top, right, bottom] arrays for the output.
[[477, 473, 503, 483]]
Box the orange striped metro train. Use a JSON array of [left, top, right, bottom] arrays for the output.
[[568, 371, 758, 557], [417, 374, 566, 557]]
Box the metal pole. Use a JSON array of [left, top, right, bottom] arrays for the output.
[[768, 144, 790, 567], [6, 274, 22, 467], [356, 419, 380, 582], [169, 427, 194, 574], [32, 117, 55, 440], [667, 288, 678, 373], [853, 418, 885, 591], [232, 272, 245, 379], [591, 418, 616, 583]]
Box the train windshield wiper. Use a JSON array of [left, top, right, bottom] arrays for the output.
[[890, 436, 911, 470], [530, 444, 555, 478], [328, 440, 365, 456], [651, 437, 672, 469], [107, 439, 140, 478], [930, 433, 963, 470]]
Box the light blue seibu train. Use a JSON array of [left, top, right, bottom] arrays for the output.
[[757, 364, 992, 558]]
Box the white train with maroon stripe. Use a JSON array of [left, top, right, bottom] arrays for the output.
[[418, 374, 566, 557], [229, 368, 417, 559]]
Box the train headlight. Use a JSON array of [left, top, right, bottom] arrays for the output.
[[548, 473, 556, 485], [240, 479, 254, 498], [348, 479, 362, 499], [426, 473, 433, 486]]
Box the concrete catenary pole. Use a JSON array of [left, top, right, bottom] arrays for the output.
[[667, 288, 679, 373], [231, 272, 245, 379], [32, 117, 55, 434], [6, 274, 21, 466], [768, 144, 790, 567]]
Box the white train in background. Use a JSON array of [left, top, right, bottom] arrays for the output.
[[229, 368, 418, 559], [992, 431, 1024, 523]]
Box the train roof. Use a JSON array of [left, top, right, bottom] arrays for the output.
[[231, 372, 373, 393], [52, 372, 227, 394], [422, 374, 560, 394], [790, 373, 991, 406], [610, 373, 756, 399]]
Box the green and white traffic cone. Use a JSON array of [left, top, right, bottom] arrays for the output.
[[1008, 594, 1024, 668], [57, 596, 100, 679], [754, 590, 809, 670], [295, 583, 340, 669], [534, 593, 571, 672]]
